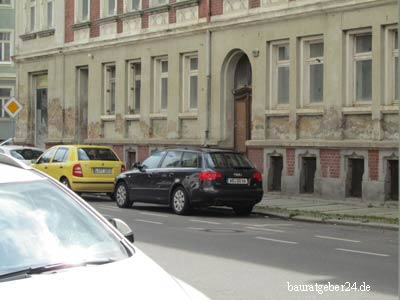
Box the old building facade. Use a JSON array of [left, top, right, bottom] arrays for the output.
[[14, 0, 398, 201], [0, 0, 15, 141]]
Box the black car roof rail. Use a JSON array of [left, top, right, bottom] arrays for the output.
[[0, 153, 30, 170]]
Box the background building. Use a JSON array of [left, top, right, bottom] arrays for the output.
[[0, 0, 15, 141], [14, 0, 398, 202]]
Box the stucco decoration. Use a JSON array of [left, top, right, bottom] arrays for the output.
[[88, 121, 102, 139], [123, 18, 141, 34], [181, 119, 199, 139], [343, 115, 373, 140], [151, 119, 167, 138], [266, 116, 290, 139], [298, 116, 324, 139], [176, 6, 198, 24], [223, 0, 248, 13], [149, 12, 168, 28], [382, 114, 399, 140]]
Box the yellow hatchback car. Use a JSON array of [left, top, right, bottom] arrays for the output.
[[32, 145, 125, 196]]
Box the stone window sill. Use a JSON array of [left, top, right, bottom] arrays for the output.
[[72, 21, 91, 30]]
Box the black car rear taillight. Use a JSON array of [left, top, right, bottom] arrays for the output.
[[199, 171, 222, 182], [252, 171, 262, 182]]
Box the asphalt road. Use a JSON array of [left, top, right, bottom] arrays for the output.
[[84, 195, 398, 300]]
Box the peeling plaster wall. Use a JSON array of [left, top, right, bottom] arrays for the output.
[[382, 114, 399, 140], [297, 116, 323, 139], [343, 115, 373, 140], [266, 116, 290, 139], [181, 119, 200, 139], [151, 119, 167, 138]]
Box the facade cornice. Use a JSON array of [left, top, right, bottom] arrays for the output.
[[14, 0, 395, 61], [71, 21, 91, 30], [97, 15, 118, 25]]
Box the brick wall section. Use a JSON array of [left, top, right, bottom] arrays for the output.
[[142, 0, 149, 29], [117, 0, 124, 33], [249, 0, 260, 8], [65, 0, 74, 43], [90, 0, 100, 38], [137, 145, 150, 161], [112, 145, 124, 162], [210, 0, 223, 16], [169, 0, 176, 24], [247, 148, 263, 173], [368, 150, 379, 181], [286, 148, 295, 176], [199, 0, 209, 19], [320, 149, 341, 178]]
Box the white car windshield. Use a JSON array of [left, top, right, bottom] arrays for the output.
[[0, 179, 130, 276]]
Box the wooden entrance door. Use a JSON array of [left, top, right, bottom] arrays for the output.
[[234, 87, 251, 153]]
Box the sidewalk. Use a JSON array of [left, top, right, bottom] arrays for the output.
[[254, 193, 399, 230]]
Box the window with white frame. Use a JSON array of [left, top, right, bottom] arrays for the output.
[[102, 0, 116, 17], [150, 0, 167, 7], [30, 0, 36, 32], [0, 32, 11, 62], [386, 28, 398, 104], [76, 0, 90, 22], [47, 0, 54, 28], [270, 42, 290, 105], [153, 58, 168, 112], [302, 39, 324, 104], [0, 88, 11, 118], [182, 55, 198, 111], [0, 0, 11, 6], [127, 61, 141, 114], [104, 64, 116, 115], [348, 31, 372, 103], [126, 0, 140, 11]]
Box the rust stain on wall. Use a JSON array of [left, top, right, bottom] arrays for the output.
[[88, 121, 102, 139]]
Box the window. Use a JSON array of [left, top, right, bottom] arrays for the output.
[[386, 28, 398, 104], [181, 152, 200, 168], [52, 148, 69, 163], [0, 0, 11, 5], [0, 88, 11, 118], [76, 0, 90, 22], [126, 0, 140, 11], [47, 0, 54, 28], [0, 32, 11, 62], [38, 148, 56, 164], [302, 39, 324, 104], [270, 42, 290, 105], [182, 55, 198, 111], [150, 0, 167, 7], [153, 58, 168, 112], [103, 0, 116, 16], [160, 151, 182, 168], [142, 151, 166, 169], [348, 31, 372, 103], [30, 0, 36, 32], [104, 64, 116, 115], [127, 61, 141, 114]]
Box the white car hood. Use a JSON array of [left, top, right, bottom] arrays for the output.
[[0, 247, 208, 300]]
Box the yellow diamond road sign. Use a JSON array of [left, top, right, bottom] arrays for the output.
[[4, 97, 23, 118]]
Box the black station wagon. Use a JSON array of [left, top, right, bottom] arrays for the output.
[[113, 148, 263, 215]]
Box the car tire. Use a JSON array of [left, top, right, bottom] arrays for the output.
[[115, 182, 133, 208], [60, 177, 71, 189], [171, 186, 191, 215], [233, 205, 254, 216]]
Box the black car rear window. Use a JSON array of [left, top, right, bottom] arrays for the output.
[[207, 152, 254, 169], [78, 148, 118, 161], [13, 149, 43, 160]]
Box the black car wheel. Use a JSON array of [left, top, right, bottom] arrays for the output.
[[171, 187, 190, 215], [60, 177, 71, 189], [115, 182, 133, 208], [233, 205, 254, 216]]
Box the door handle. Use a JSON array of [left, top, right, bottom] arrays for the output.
[[168, 173, 174, 177], [44, 166, 48, 169], [59, 166, 63, 169], [147, 174, 152, 178]]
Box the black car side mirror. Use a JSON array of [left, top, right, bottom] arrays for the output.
[[108, 218, 134, 243], [133, 162, 143, 170]]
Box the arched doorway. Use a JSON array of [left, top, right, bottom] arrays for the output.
[[233, 55, 252, 153]]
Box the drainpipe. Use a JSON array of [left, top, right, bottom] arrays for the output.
[[204, 29, 211, 146]]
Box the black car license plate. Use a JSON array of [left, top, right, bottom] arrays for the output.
[[227, 178, 248, 184]]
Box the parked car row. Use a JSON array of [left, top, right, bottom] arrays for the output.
[[29, 145, 264, 215]]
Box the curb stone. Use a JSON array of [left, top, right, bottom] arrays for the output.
[[254, 207, 399, 231]]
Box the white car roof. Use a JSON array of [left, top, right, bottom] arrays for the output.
[[0, 145, 43, 151]]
